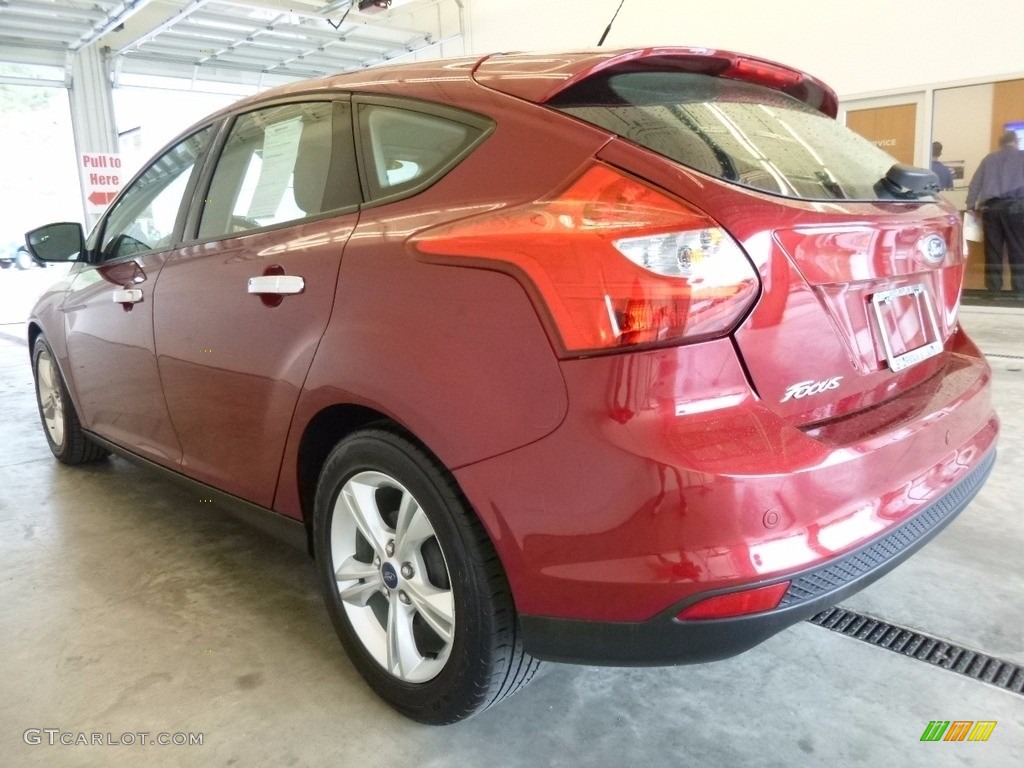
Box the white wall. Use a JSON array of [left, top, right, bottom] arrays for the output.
[[381, 0, 469, 64], [466, 0, 1024, 97]]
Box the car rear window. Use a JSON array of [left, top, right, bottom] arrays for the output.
[[551, 72, 898, 201]]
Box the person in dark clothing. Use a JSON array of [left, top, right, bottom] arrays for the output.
[[966, 131, 1024, 294], [931, 141, 955, 190]]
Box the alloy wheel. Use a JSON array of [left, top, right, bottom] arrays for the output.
[[36, 347, 65, 449], [330, 470, 455, 683]]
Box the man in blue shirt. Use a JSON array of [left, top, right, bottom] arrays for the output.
[[966, 131, 1024, 294], [931, 142, 955, 190]]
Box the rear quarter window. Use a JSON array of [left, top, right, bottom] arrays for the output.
[[551, 72, 898, 202], [355, 100, 493, 202]]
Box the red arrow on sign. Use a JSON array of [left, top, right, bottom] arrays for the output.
[[88, 191, 117, 206]]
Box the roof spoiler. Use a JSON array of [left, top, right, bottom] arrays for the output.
[[472, 47, 839, 118]]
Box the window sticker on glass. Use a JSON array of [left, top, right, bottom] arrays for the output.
[[246, 117, 303, 218]]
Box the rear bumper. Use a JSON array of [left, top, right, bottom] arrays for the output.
[[456, 329, 997, 625], [520, 448, 995, 665]]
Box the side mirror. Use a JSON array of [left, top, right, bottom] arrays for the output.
[[26, 222, 86, 263]]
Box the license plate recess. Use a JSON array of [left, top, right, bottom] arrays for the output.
[[870, 284, 943, 372]]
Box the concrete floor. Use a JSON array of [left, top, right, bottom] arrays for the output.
[[1, 266, 1022, 766]]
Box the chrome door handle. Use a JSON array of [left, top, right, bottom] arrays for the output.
[[247, 275, 305, 295], [112, 288, 143, 304]]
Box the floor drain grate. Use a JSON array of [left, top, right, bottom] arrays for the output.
[[808, 607, 1024, 696]]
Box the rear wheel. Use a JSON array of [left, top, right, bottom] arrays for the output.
[[32, 337, 108, 464], [313, 428, 541, 724]]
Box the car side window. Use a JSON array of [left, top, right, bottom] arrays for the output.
[[197, 101, 360, 240], [100, 127, 212, 262], [357, 103, 490, 200]]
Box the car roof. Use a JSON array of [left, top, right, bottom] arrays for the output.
[[143, 47, 838, 182], [208, 47, 838, 121]]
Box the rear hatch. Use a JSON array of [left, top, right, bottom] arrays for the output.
[[476, 50, 963, 428], [732, 206, 962, 427]]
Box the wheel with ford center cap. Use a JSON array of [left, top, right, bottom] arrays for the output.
[[313, 428, 542, 724]]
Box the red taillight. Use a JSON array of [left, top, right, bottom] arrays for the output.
[[411, 163, 759, 355], [676, 581, 790, 621]]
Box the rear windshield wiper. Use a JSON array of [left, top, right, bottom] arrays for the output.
[[667, 104, 740, 182]]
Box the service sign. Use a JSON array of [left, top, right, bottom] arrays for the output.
[[81, 153, 124, 214]]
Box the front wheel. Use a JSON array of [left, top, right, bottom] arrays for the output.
[[32, 337, 108, 464], [313, 428, 541, 724]]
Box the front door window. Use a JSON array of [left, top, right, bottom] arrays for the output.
[[100, 128, 212, 261]]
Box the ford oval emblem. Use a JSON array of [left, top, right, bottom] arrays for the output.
[[381, 562, 399, 590], [919, 234, 947, 265]]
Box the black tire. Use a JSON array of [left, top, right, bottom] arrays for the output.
[[32, 336, 108, 464], [313, 428, 541, 724], [15, 248, 35, 270]]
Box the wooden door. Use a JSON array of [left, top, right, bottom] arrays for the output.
[[846, 104, 917, 165]]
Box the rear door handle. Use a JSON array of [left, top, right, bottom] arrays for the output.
[[112, 288, 143, 304], [247, 275, 305, 295]]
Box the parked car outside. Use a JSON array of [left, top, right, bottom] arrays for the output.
[[26, 48, 997, 724], [0, 236, 37, 269]]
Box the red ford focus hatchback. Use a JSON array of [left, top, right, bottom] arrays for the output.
[[27, 48, 997, 724]]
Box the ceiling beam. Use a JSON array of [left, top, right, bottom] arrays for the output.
[[209, 0, 432, 41], [189, 9, 402, 42], [113, 0, 216, 56], [0, 0, 111, 22], [158, 24, 240, 41], [72, 0, 160, 53], [271, 43, 366, 69], [0, 27, 80, 44], [120, 50, 325, 80], [0, 15, 88, 36]]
